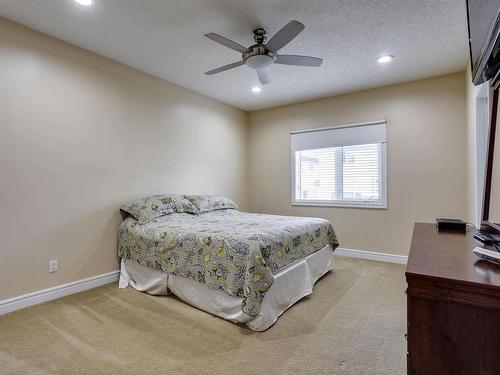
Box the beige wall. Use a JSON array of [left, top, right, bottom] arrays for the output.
[[465, 66, 489, 226], [466, 67, 477, 224], [0, 18, 248, 300], [248, 73, 468, 256]]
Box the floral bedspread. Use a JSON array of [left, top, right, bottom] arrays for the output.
[[118, 209, 338, 316]]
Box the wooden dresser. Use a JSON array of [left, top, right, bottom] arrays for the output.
[[406, 223, 500, 374]]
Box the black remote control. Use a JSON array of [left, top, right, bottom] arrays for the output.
[[473, 233, 495, 245]]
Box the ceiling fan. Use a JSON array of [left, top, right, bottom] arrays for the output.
[[204, 20, 323, 85]]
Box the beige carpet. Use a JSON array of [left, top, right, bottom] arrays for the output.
[[0, 257, 406, 375]]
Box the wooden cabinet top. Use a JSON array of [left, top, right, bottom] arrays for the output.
[[406, 223, 500, 290]]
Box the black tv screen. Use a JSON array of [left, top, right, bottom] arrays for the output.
[[467, 0, 500, 85]]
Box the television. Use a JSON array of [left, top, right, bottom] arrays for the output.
[[467, 0, 500, 85]]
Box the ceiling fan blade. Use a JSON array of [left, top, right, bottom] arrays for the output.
[[205, 60, 245, 75], [265, 20, 305, 53], [257, 69, 272, 85], [276, 55, 323, 67], [204, 33, 249, 53]]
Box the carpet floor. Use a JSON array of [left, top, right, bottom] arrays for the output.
[[0, 257, 407, 375]]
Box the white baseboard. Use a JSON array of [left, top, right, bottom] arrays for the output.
[[335, 247, 408, 264], [0, 270, 120, 316], [0, 249, 405, 316]]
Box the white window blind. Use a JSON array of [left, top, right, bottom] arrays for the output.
[[291, 121, 387, 208]]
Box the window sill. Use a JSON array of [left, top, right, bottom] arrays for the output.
[[291, 201, 387, 209]]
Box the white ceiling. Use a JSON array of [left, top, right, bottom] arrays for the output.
[[0, 0, 469, 111]]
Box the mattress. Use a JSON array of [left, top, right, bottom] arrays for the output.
[[119, 244, 334, 331], [118, 209, 338, 317]]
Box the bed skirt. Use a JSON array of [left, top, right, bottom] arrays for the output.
[[118, 244, 334, 331]]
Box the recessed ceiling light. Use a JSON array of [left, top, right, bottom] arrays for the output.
[[377, 55, 394, 64], [74, 0, 93, 6], [252, 86, 262, 93]]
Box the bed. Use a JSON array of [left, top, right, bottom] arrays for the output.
[[117, 194, 338, 331]]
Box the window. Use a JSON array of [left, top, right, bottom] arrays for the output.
[[291, 121, 387, 208]]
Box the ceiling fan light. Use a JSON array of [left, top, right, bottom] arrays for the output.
[[245, 55, 274, 70], [252, 86, 262, 93]]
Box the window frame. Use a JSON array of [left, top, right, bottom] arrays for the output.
[[290, 123, 388, 209]]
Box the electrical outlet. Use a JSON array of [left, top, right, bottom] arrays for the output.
[[49, 259, 58, 273]]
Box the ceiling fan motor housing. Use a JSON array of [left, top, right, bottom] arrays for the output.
[[243, 45, 276, 70]]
